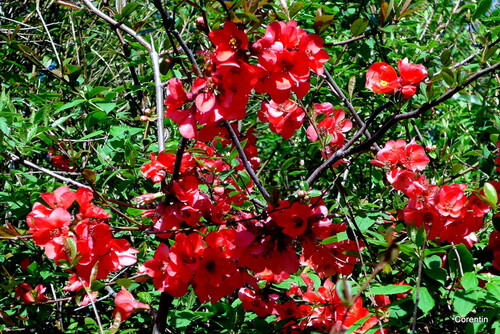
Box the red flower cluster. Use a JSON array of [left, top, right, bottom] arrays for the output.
[[26, 186, 138, 304], [140, 128, 259, 238], [258, 99, 305, 139], [252, 20, 329, 103], [164, 20, 329, 141], [371, 139, 490, 247], [366, 58, 427, 99], [306, 102, 353, 161], [239, 275, 384, 333], [141, 194, 361, 306]]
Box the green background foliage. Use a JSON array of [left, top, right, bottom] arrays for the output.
[[0, 0, 499, 333]]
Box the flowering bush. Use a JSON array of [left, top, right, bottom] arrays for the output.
[[1, 1, 500, 334]]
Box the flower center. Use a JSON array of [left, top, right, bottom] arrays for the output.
[[380, 80, 388, 87]]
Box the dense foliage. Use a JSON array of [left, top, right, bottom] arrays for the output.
[[0, 0, 499, 333]]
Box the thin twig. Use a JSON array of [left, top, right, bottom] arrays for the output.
[[35, 0, 62, 68], [323, 68, 381, 151], [223, 121, 271, 202], [81, 0, 166, 152], [411, 239, 428, 334], [3, 151, 90, 189]]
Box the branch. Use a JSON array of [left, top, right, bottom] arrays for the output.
[[223, 121, 271, 202], [3, 151, 90, 189], [307, 60, 500, 186], [81, 0, 166, 152], [171, 137, 189, 182], [323, 68, 380, 151], [324, 34, 366, 47]]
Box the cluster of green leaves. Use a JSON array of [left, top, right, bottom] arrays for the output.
[[0, 0, 499, 333]]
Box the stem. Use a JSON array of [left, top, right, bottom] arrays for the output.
[[323, 68, 380, 151], [223, 121, 271, 202], [3, 151, 90, 189], [81, 0, 165, 152], [152, 292, 174, 334], [411, 240, 427, 334]]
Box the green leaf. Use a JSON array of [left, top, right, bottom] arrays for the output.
[[424, 255, 447, 284], [472, 0, 492, 20], [115, 278, 132, 289], [483, 182, 498, 209], [137, 292, 153, 304], [0, 117, 9, 135], [54, 99, 86, 113], [461, 272, 479, 291], [79, 130, 105, 141], [351, 18, 369, 36], [314, 15, 334, 34], [441, 48, 452, 67], [289, 2, 304, 18], [354, 213, 377, 232], [413, 286, 434, 315], [52, 112, 79, 127], [95, 102, 117, 113], [90, 280, 106, 291], [367, 284, 413, 295], [486, 282, 500, 301], [121, 2, 142, 17], [453, 289, 478, 317]]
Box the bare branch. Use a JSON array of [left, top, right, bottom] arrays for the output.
[[3, 151, 90, 189], [223, 121, 271, 202], [80, 0, 166, 152]]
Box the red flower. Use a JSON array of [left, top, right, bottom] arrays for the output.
[[29, 207, 71, 246], [165, 78, 197, 139], [259, 99, 305, 139], [435, 184, 467, 218], [365, 62, 399, 94], [271, 201, 312, 237], [40, 185, 76, 210], [113, 288, 150, 323], [15, 283, 48, 304], [366, 58, 427, 98], [398, 58, 428, 85], [306, 107, 352, 147], [209, 21, 248, 62]]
